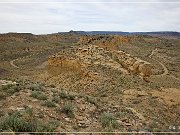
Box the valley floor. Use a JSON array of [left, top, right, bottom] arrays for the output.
[[0, 34, 180, 133]]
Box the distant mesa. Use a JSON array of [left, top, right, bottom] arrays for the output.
[[0, 31, 180, 39], [73, 31, 180, 37], [54, 31, 180, 38]]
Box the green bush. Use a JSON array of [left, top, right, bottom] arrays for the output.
[[42, 100, 56, 107], [30, 91, 47, 100], [0, 112, 37, 132], [55, 107, 61, 114], [114, 112, 126, 118], [85, 96, 97, 106], [62, 103, 74, 118], [29, 84, 43, 91], [0, 84, 20, 100], [58, 90, 69, 99], [58, 90, 75, 100], [1, 84, 20, 94], [0, 111, 59, 132], [25, 107, 33, 116], [68, 94, 75, 100], [0, 91, 6, 100], [37, 120, 59, 132], [49, 84, 56, 88], [51, 89, 58, 94], [52, 96, 60, 103], [99, 112, 119, 129]]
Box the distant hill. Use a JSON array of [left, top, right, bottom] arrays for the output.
[[131, 31, 180, 39], [74, 31, 130, 35], [74, 31, 179, 35], [1, 31, 180, 39]]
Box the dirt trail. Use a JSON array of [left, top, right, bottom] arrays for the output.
[[149, 48, 180, 82], [10, 59, 19, 68], [149, 48, 168, 77], [169, 75, 180, 82], [10, 52, 39, 69]]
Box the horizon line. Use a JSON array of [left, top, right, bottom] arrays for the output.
[[1, 2, 180, 4], [1, 30, 180, 35]]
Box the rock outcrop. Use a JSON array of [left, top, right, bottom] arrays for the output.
[[75, 45, 127, 73], [113, 50, 152, 81], [48, 55, 82, 74], [47, 44, 152, 81], [78, 35, 145, 51]]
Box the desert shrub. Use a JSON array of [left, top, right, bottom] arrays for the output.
[[0, 110, 59, 132], [0, 112, 37, 132], [58, 90, 75, 100], [55, 107, 62, 115], [99, 112, 119, 129], [1, 84, 20, 94], [52, 96, 60, 103], [148, 82, 160, 90], [68, 94, 75, 100], [114, 112, 126, 118], [49, 84, 56, 88], [145, 121, 159, 132], [42, 100, 56, 107], [37, 120, 59, 132], [62, 102, 74, 118], [0, 91, 6, 100], [51, 89, 58, 94], [85, 96, 98, 106], [25, 107, 33, 117], [0, 84, 20, 100], [29, 84, 43, 91], [30, 91, 47, 100], [58, 90, 68, 99]]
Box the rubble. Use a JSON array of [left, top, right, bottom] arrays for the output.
[[0, 80, 17, 86], [47, 44, 152, 81]]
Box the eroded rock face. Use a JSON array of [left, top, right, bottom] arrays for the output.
[[75, 45, 127, 74], [78, 35, 145, 51], [77, 36, 152, 81], [48, 55, 82, 74], [112, 50, 152, 81], [47, 44, 152, 81]]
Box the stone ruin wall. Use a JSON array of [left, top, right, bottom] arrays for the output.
[[113, 50, 152, 81], [47, 54, 102, 83], [78, 35, 145, 51], [48, 55, 82, 74], [48, 44, 152, 81]]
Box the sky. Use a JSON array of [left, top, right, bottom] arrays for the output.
[[0, 0, 180, 34]]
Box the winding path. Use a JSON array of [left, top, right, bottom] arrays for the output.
[[149, 48, 168, 77], [149, 48, 180, 81], [10, 59, 19, 69]]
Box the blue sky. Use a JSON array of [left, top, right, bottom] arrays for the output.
[[0, 0, 180, 34]]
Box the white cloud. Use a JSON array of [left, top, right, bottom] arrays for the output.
[[0, 0, 179, 34]]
